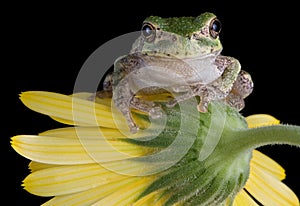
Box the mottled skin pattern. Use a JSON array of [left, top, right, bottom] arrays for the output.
[[97, 12, 253, 133]]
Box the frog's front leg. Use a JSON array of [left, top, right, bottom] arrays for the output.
[[113, 83, 164, 133], [130, 97, 163, 119], [94, 71, 113, 99], [112, 55, 141, 133], [112, 54, 162, 133], [197, 56, 241, 112], [112, 78, 138, 133], [113, 82, 163, 133]]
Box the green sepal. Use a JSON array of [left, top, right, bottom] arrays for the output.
[[138, 161, 204, 199], [131, 100, 300, 205]]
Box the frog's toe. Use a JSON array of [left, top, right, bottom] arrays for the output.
[[234, 70, 253, 98], [124, 113, 139, 133], [118, 105, 139, 133], [149, 106, 163, 119], [225, 93, 245, 111], [95, 90, 113, 99], [129, 124, 139, 134], [197, 101, 209, 113], [166, 99, 178, 108]]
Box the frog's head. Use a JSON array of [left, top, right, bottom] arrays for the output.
[[131, 12, 223, 58]]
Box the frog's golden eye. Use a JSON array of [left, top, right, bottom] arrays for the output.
[[141, 22, 156, 42], [209, 18, 222, 39]]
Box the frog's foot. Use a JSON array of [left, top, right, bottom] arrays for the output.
[[167, 93, 210, 113], [127, 121, 139, 134], [125, 115, 139, 134], [117, 97, 163, 133], [197, 86, 229, 112], [95, 90, 113, 98], [197, 99, 210, 113], [166, 87, 200, 108], [131, 97, 163, 119], [167, 85, 227, 113], [117, 101, 139, 133], [87, 90, 112, 101], [167, 93, 195, 108], [225, 93, 245, 111]]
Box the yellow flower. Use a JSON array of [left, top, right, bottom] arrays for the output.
[[11, 91, 300, 205]]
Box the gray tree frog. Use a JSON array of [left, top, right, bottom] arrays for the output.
[[98, 12, 253, 133]]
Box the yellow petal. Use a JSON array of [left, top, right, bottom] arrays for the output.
[[29, 161, 58, 172], [11, 134, 149, 165], [48, 93, 112, 125], [70, 92, 112, 107], [135, 92, 173, 102], [42, 178, 137, 206], [19, 91, 128, 129], [245, 161, 299, 206], [246, 114, 280, 128], [39, 126, 148, 140], [133, 191, 160, 206], [70, 92, 153, 128], [251, 150, 285, 180], [23, 164, 128, 196], [92, 177, 154, 206], [232, 189, 259, 206], [101, 158, 166, 176], [49, 116, 80, 126], [133, 190, 173, 206]]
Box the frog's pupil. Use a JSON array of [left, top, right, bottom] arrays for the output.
[[141, 23, 156, 42], [142, 24, 153, 36], [212, 19, 221, 33], [144, 26, 152, 35], [209, 19, 222, 38]]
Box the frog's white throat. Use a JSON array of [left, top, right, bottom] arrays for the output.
[[180, 51, 222, 84]]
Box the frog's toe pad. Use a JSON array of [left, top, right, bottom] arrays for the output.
[[197, 101, 208, 113], [166, 100, 177, 108], [149, 107, 163, 119], [95, 90, 113, 99], [129, 125, 139, 134]]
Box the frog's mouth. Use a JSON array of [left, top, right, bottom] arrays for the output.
[[152, 49, 222, 60], [182, 49, 222, 60]]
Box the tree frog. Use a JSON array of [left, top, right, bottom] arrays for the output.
[[98, 12, 253, 133]]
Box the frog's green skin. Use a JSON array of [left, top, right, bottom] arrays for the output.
[[99, 12, 253, 133]]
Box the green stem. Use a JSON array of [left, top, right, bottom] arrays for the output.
[[229, 125, 300, 152]]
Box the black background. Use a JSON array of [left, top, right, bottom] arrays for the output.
[[3, 1, 300, 205]]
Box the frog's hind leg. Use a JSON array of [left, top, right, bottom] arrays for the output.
[[224, 93, 245, 111], [166, 85, 215, 112], [225, 70, 253, 111], [166, 85, 228, 112], [166, 86, 201, 108], [89, 72, 113, 100], [115, 100, 138, 133], [130, 97, 163, 119]]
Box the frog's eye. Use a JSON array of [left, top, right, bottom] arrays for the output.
[[209, 18, 222, 39], [141, 22, 156, 42]]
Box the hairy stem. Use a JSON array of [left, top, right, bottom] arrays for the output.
[[229, 125, 300, 152]]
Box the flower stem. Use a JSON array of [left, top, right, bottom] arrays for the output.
[[229, 125, 300, 152]]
